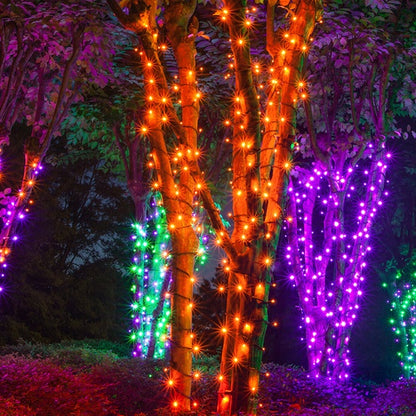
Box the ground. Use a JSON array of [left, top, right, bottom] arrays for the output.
[[0, 340, 414, 416]]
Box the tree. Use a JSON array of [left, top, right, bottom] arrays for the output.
[[107, 0, 321, 414], [0, 137, 131, 344], [0, 0, 117, 270], [62, 9, 232, 362], [62, 68, 172, 359], [202, 2, 321, 414], [106, 2, 202, 410], [284, 1, 415, 378]]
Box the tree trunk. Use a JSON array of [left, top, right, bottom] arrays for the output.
[[169, 228, 198, 410], [165, 2, 199, 411], [147, 268, 171, 359], [215, 1, 320, 414]]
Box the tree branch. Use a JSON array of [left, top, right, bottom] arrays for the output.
[[106, 0, 137, 28], [304, 99, 327, 163]]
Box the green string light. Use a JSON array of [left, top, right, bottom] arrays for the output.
[[389, 269, 416, 378], [129, 194, 210, 359]]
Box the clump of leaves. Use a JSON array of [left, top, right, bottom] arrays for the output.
[[0, 339, 122, 368], [0, 354, 117, 415], [367, 379, 416, 416], [88, 358, 168, 416], [0, 397, 34, 416], [0, 347, 415, 415], [257, 363, 416, 416], [258, 363, 369, 416]]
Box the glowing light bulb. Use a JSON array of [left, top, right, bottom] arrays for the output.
[[243, 323, 252, 333]]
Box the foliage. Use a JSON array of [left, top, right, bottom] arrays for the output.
[[61, 37, 141, 178], [88, 358, 168, 415], [62, 3, 233, 199], [0, 339, 129, 363], [0, 0, 121, 259], [0, 354, 117, 416], [0, 138, 132, 344], [257, 363, 415, 416], [365, 378, 416, 415], [0, 346, 415, 416], [0, 397, 34, 416]]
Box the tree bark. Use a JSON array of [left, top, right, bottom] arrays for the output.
[[109, 0, 200, 409], [214, 1, 321, 414]]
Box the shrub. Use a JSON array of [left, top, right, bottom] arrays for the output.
[[1, 343, 416, 416], [48, 345, 119, 368], [0, 339, 120, 368], [257, 363, 368, 416], [366, 378, 416, 416], [0, 397, 34, 416], [0, 340, 55, 358], [0, 354, 117, 415], [88, 358, 168, 416]]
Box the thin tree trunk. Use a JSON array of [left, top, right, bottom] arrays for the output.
[[147, 269, 171, 359], [209, 1, 321, 413], [164, 2, 199, 410]]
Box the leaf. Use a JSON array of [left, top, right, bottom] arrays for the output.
[[196, 31, 210, 40]]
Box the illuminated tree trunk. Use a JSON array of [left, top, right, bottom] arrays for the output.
[[130, 198, 171, 359], [287, 145, 388, 378], [285, 33, 393, 377], [165, 3, 200, 410], [107, 0, 199, 410], [114, 115, 171, 360], [199, 1, 321, 414], [147, 268, 171, 359], [0, 25, 83, 261], [388, 268, 416, 379]]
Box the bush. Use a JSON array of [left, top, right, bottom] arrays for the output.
[[366, 378, 416, 416], [0, 339, 122, 368], [0, 343, 415, 416], [88, 358, 168, 416], [258, 363, 371, 416], [0, 354, 117, 415], [0, 397, 34, 416]]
